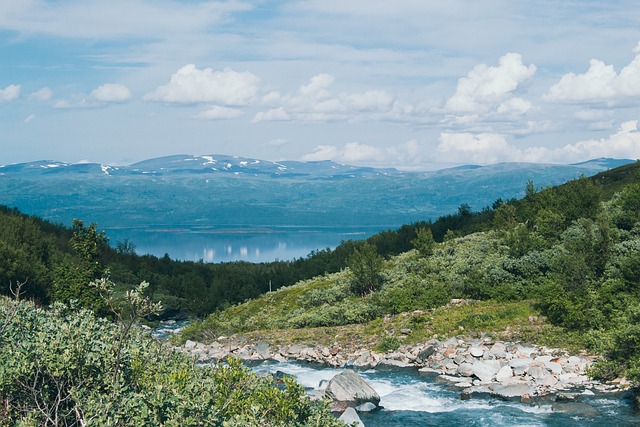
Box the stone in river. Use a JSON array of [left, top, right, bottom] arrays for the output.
[[338, 407, 365, 426], [325, 369, 381, 408]]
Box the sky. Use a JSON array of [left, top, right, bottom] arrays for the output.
[[1, 0, 640, 170]]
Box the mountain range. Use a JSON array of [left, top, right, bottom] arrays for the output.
[[0, 155, 633, 234]]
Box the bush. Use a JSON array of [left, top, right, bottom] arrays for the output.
[[376, 336, 400, 352], [0, 297, 345, 426]]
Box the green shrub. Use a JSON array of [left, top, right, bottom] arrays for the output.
[[376, 336, 400, 352], [0, 297, 345, 426]]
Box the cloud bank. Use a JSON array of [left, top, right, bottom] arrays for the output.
[[145, 65, 260, 106], [544, 43, 640, 102]]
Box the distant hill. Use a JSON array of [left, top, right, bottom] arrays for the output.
[[0, 155, 632, 236]]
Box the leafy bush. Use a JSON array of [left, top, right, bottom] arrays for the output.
[[0, 297, 345, 426], [376, 336, 400, 352]]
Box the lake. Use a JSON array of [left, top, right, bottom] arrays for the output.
[[103, 225, 385, 262]]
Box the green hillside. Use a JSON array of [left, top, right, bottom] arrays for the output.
[[181, 161, 640, 384]]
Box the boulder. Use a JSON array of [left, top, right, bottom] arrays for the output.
[[495, 366, 513, 382], [458, 362, 475, 377], [416, 345, 436, 363], [252, 342, 271, 359], [325, 370, 381, 408], [377, 359, 412, 369], [286, 344, 304, 356], [489, 342, 507, 358], [443, 345, 457, 358], [469, 347, 484, 358], [356, 402, 378, 412], [544, 360, 563, 375], [527, 364, 547, 380], [509, 358, 534, 368], [489, 384, 536, 401], [472, 360, 500, 383], [338, 407, 365, 427]]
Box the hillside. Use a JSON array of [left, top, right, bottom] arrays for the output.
[[181, 161, 640, 384], [1, 160, 639, 319]]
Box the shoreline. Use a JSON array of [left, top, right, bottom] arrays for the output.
[[176, 333, 633, 403]]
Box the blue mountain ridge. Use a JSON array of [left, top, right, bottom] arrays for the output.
[[0, 155, 633, 232]]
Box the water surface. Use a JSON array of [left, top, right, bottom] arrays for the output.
[[251, 361, 637, 427], [104, 225, 383, 262]]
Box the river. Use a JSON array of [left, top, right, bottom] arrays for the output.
[[252, 360, 636, 426]]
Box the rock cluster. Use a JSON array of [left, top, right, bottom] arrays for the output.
[[178, 335, 632, 403]]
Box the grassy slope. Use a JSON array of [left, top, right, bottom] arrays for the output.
[[180, 161, 640, 353]]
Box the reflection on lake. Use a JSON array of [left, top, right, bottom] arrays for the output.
[[103, 226, 385, 263]]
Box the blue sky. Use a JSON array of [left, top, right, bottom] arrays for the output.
[[1, 0, 640, 169]]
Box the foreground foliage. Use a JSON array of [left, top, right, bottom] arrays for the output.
[[0, 296, 344, 426]]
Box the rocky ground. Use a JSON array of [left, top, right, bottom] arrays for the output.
[[176, 333, 632, 404]]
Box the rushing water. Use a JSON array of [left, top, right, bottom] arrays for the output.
[[151, 323, 637, 425], [104, 226, 382, 262], [251, 361, 637, 427]]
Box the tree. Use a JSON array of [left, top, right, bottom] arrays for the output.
[[493, 203, 517, 230], [412, 227, 436, 257], [52, 220, 109, 314], [348, 243, 385, 296], [115, 238, 137, 256]]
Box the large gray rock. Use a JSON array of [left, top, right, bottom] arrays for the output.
[[458, 362, 475, 377], [325, 370, 381, 407], [252, 342, 271, 359], [469, 347, 484, 358], [489, 342, 507, 359], [472, 360, 500, 383], [338, 407, 365, 427], [495, 366, 513, 382], [489, 384, 535, 400]]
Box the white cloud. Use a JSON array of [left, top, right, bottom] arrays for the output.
[[437, 121, 640, 165], [145, 64, 260, 105], [90, 83, 132, 102], [29, 87, 53, 102], [252, 107, 290, 123], [298, 73, 333, 100], [53, 96, 90, 110], [301, 142, 384, 163], [544, 59, 617, 102], [386, 139, 423, 163], [445, 53, 536, 113], [437, 132, 519, 164], [544, 43, 640, 102], [0, 0, 252, 41], [552, 120, 640, 161], [24, 114, 36, 124], [301, 140, 428, 168], [0, 84, 20, 102], [301, 145, 341, 162], [254, 74, 403, 123], [194, 106, 244, 120], [496, 97, 532, 116], [341, 142, 384, 163], [574, 109, 613, 122]]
